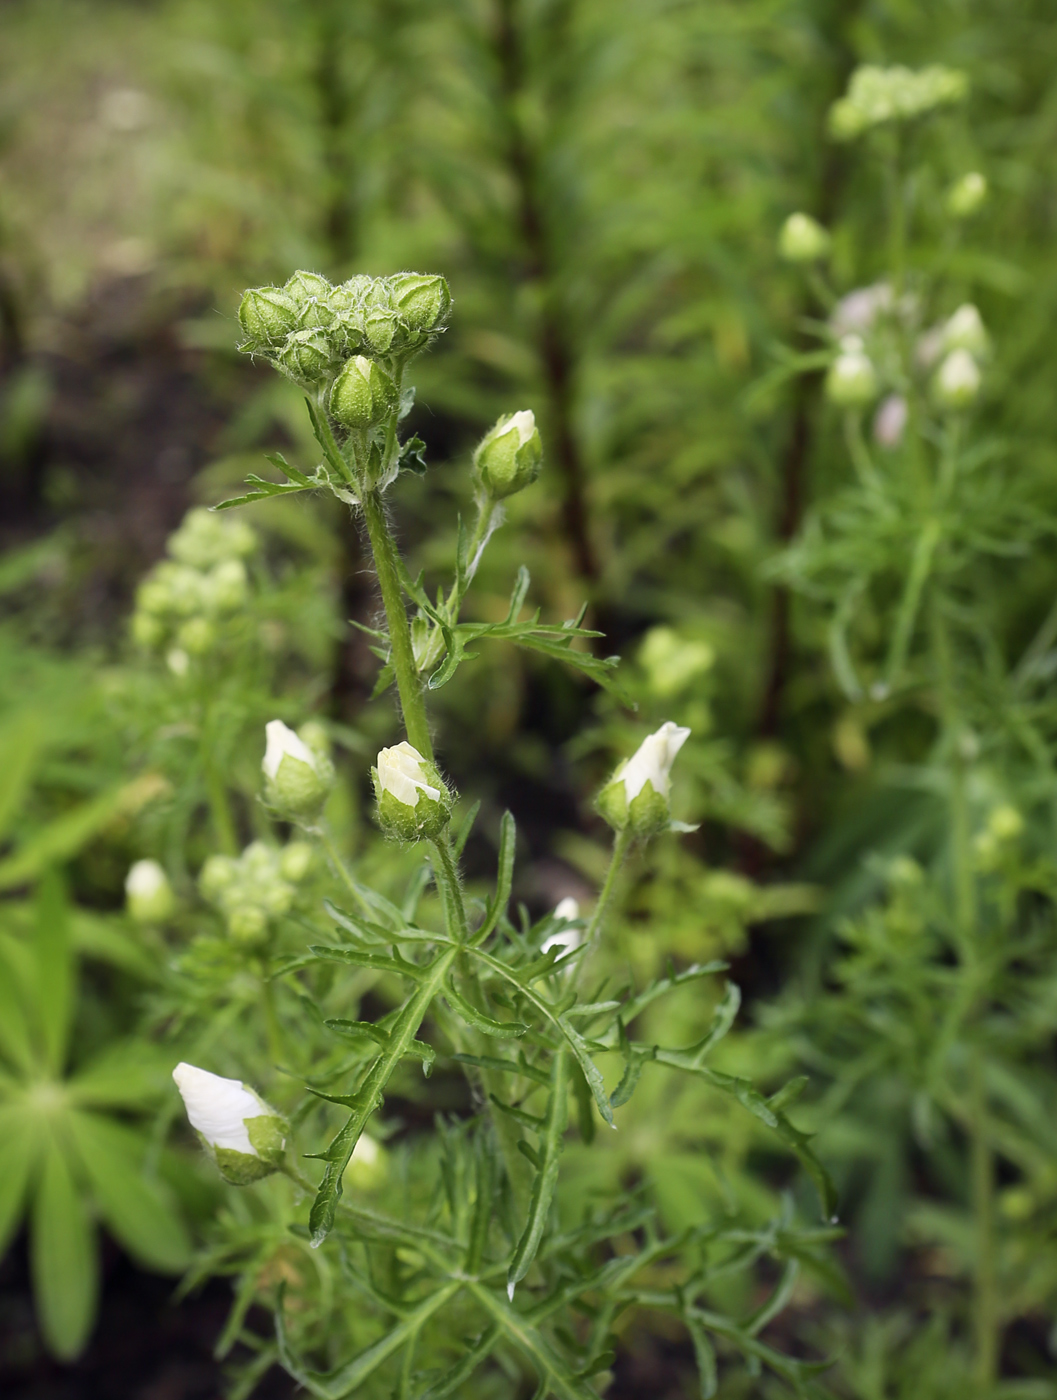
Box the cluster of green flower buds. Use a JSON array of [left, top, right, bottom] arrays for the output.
[[173, 1063, 286, 1184], [597, 721, 691, 838], [373, 741, 453, 842], [261, 719, 335, 823], [473, 410, 544, 500], [131, 508, 257, 667], [238, 269, 451, 392], [199, 838, 315, 945], [829, 64, 968, 141]]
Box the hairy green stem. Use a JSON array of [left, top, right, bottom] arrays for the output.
[[317, 825, 375, 920], [361, 489, 433, 760], [429, 834, 469, 943], [586, 826, 633, 947]]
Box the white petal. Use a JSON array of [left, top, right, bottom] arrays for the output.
[[621, 721, 691, 801], [172, 1062, 267, 1156], [263, 720, 316, 779], [377, 741, 440, 805], [125, 859, 166, 899]]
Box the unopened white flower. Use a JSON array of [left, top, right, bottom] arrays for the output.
[[933, 348, 981, 410], [543, 898, 583, 958], [374, 741, 452, 841], [942, 304, 988, 359], [473, 410, 544, 499], [262, 719, 334, 821], [873, 394, 908, 449], [826, 347, 879, 408], [597, 722, 691, 836], [343, 1132, 388, 1190], [172, 1063, 286, 1184], [125, 859, 174, 924]]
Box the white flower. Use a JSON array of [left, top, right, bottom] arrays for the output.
[[542, 897, 582, 956], [554, 897, 580, 922], [172, 1063, 273, 1156], [263, 720, 317, 779], [377, 741, 441, 806], [619, 722, 691, 802]]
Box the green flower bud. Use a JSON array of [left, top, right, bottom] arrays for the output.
[[373, 741, 452, 842], [170, 508, 257, 569], [262, 719, 335, 821], [277, 329, 335, 389], [177, 617, 214, 655], [131, 609, 165, 649], [932, 348, 981, 410], [330, 355, 398, 429], [389, 272, 452, 334], [125, 859, 175, 924], [825, 338, 879, 408], [778, 212, 831, 264], [205, 558, 249, 613], [227, 903, 269, 945], [597, 722, 691, 838], [238, 287, 298, 347], [363, 310, 397, 354], [284, 270, 333, 330], [172, 1063, 286, 1185], [473, 410, 543, 500], [199, 854, 237, 902], [946, 171, 987, 219], [279, 841, 314, 882]]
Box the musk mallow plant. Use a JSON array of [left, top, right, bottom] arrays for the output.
[[168, 267, 836, 1398]]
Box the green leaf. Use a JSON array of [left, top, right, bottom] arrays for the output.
[[212, 453, 322, 510], [34, 870, 72, 1075], [31, 1135, 98, 1360], [0, 938, 35, 1072], [67, 1112, 191, 1272], [0, 1106, 39, 1255], [0, 777, 156, 891], [508, 1047, 571, 1293], [309, 945, 425, 979], [0, 710, 45, 844], [445, 976, 527, 1038], [471, 810, 516, 946], [421, 1324, 502, 1399], [68, 1040, 174, 1109], [277, 1280, 460, 1398]]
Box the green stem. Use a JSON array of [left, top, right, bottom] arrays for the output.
[[429, 834, 469, 943], [971, 1045, 998, 1390], [585, 826, 633, 946], [361, 488, 433, 760], [203, 760, 238, 855]]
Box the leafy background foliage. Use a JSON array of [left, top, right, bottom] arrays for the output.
[[2, 0, 1057, 1396]]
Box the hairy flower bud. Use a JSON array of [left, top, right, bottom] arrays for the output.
[[262, 719, 334, 821], [933, 348, 981, 410], [474, 410, 543, 499], [946, 171, 987, 219], [825, 339, 879, 408], [374, 741, 452, 842], [238, 287, 298, 348], [125, 859, 174, 924], [330, 355, 398, 429], [779, 212, 830, 264], [172, 1063, 286, 1185], [277, 329, 335, 389], [389, 272, 452, 334], [284, 270, 333, 329], [597, 722, 691, 837]]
